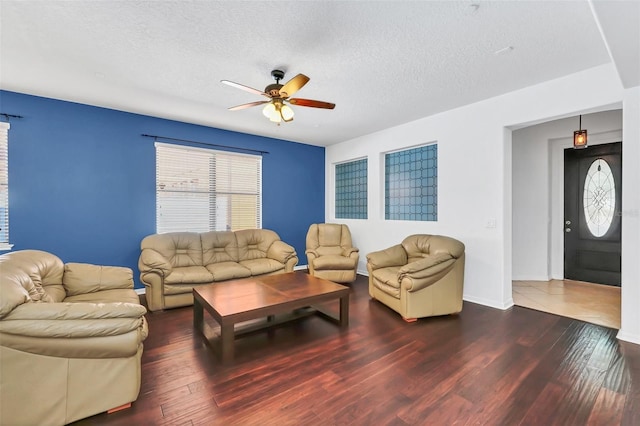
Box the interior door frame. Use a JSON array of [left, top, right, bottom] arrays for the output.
[[550, 129, 624, 280]]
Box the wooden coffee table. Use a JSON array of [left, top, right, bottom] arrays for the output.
[[193, 271, 349, 363]]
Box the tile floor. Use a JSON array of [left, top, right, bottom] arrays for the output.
[[512, 279, 621, 329]]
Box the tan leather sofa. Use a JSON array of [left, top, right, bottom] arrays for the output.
[[366, 234, 465, 321], [138, 229, 299, 311], [0, 250, 148, 426], [305, 223, 359, 283]]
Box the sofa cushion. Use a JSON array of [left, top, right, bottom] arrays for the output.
[[202, 231, 239, 265], [165, 266, 213, 284], [236, 229, 279, 261], [205, 262, 251, 281], [63, 263, 134, 296], [141, 232, 203, 268], [239, 258, 285, 276]]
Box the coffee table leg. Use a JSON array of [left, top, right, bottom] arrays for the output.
[[220, 322, 235, 364], [339, 294, 349, 327], [193, 298, 204, 332]]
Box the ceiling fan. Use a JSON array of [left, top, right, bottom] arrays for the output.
[[221, 70, 335, 124]]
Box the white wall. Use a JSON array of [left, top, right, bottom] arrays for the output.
[[512, 110, 623, 281], [619, 86, 640, 343], [326, 63, 640, 344]]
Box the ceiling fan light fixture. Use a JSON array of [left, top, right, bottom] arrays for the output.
[[281, 104, 294, 122], [262, 102, 275, 118]]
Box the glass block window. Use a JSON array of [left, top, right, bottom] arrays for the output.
[[335, 158, 368, 219], [385, 144, 437, 221]]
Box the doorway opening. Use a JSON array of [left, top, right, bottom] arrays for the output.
[[511, 110, 622, 329]]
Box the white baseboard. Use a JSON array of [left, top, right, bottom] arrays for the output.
[[511, 275, 552, 282], [135, 288, 146, 295], [463, 294, 514, 311], [617, 330, 640, 345]]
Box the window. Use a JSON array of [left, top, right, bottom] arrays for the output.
[[583, 158, 615, 237], [156, 142, 262, 233], [335, 158, 368, 219], [385, 143, 437, 221], [0, 122, 11, 250]]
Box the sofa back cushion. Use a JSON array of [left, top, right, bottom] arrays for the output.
[[201, 231, 239, 265], [236, 229, 279, 261], [140, 232, 203, 267]]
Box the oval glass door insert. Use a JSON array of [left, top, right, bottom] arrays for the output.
[[583, 158, 615, 237]]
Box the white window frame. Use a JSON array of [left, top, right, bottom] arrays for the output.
[[155, 142, 262, 233], [0, 122, 12, 250]]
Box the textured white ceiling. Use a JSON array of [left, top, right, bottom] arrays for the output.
[[0, 1, 635, 146]]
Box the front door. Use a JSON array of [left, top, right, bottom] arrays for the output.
[[564, 142, 622, 286]]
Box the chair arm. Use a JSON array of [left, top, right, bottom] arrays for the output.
[[342, 247, 359, 258], [366, 244, 407, 270], [138, 248, 172, 276], [267, 240, 297, 264], [399, 255, 456, 292], [0, 302, 147, 338]]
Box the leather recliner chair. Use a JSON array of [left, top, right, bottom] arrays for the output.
[[366, 234, 465, 321], [305, 223, 359, 283]]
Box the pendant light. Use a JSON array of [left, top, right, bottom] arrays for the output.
[[573, 115, 588, 149]]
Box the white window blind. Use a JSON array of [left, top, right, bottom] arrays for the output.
[[155, 142, 262, 233], [0, 122, 11, 249]]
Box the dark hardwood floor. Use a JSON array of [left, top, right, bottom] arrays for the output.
[[73, 275, 640, 426]]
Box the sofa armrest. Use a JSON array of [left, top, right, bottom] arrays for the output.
[[366, 244, 407, 270], [63, 263, 134, 296], [267, 240, 297, 264], [138, 248, 172, 276], [398, 254, 457, 292], [0, 302, 147, 338]]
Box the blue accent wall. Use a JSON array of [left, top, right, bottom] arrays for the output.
[[1, 90, 325, 288]]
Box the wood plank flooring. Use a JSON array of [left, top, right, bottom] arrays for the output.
[[513, 280, 621, 329], [72, 275, 640, 426]]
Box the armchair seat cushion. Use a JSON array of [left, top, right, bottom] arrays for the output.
[[165, 266, 213, 284], [64, 288, 141, 305], [205, 261, 251, 281], [313, 254, 358, 271]]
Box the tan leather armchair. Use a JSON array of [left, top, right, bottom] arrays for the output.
[[305, 223, 359, 283], [0, 250, 148, 426], [366, 234, 465, 321]]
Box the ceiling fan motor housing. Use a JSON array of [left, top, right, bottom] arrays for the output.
[[266, 70, 285, 97]]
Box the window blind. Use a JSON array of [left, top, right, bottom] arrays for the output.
[[155, 142, 262, 233], [0, 122, 10, 246]]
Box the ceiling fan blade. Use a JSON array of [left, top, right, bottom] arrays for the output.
[[288, 98, 336, 109], [228, 100, 270, 111], [221, 80, 269, 97], [279, 74, 310, 98]]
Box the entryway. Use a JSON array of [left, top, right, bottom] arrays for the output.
[[512, 279, 620, 329], [511, 110, 623, 329]]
